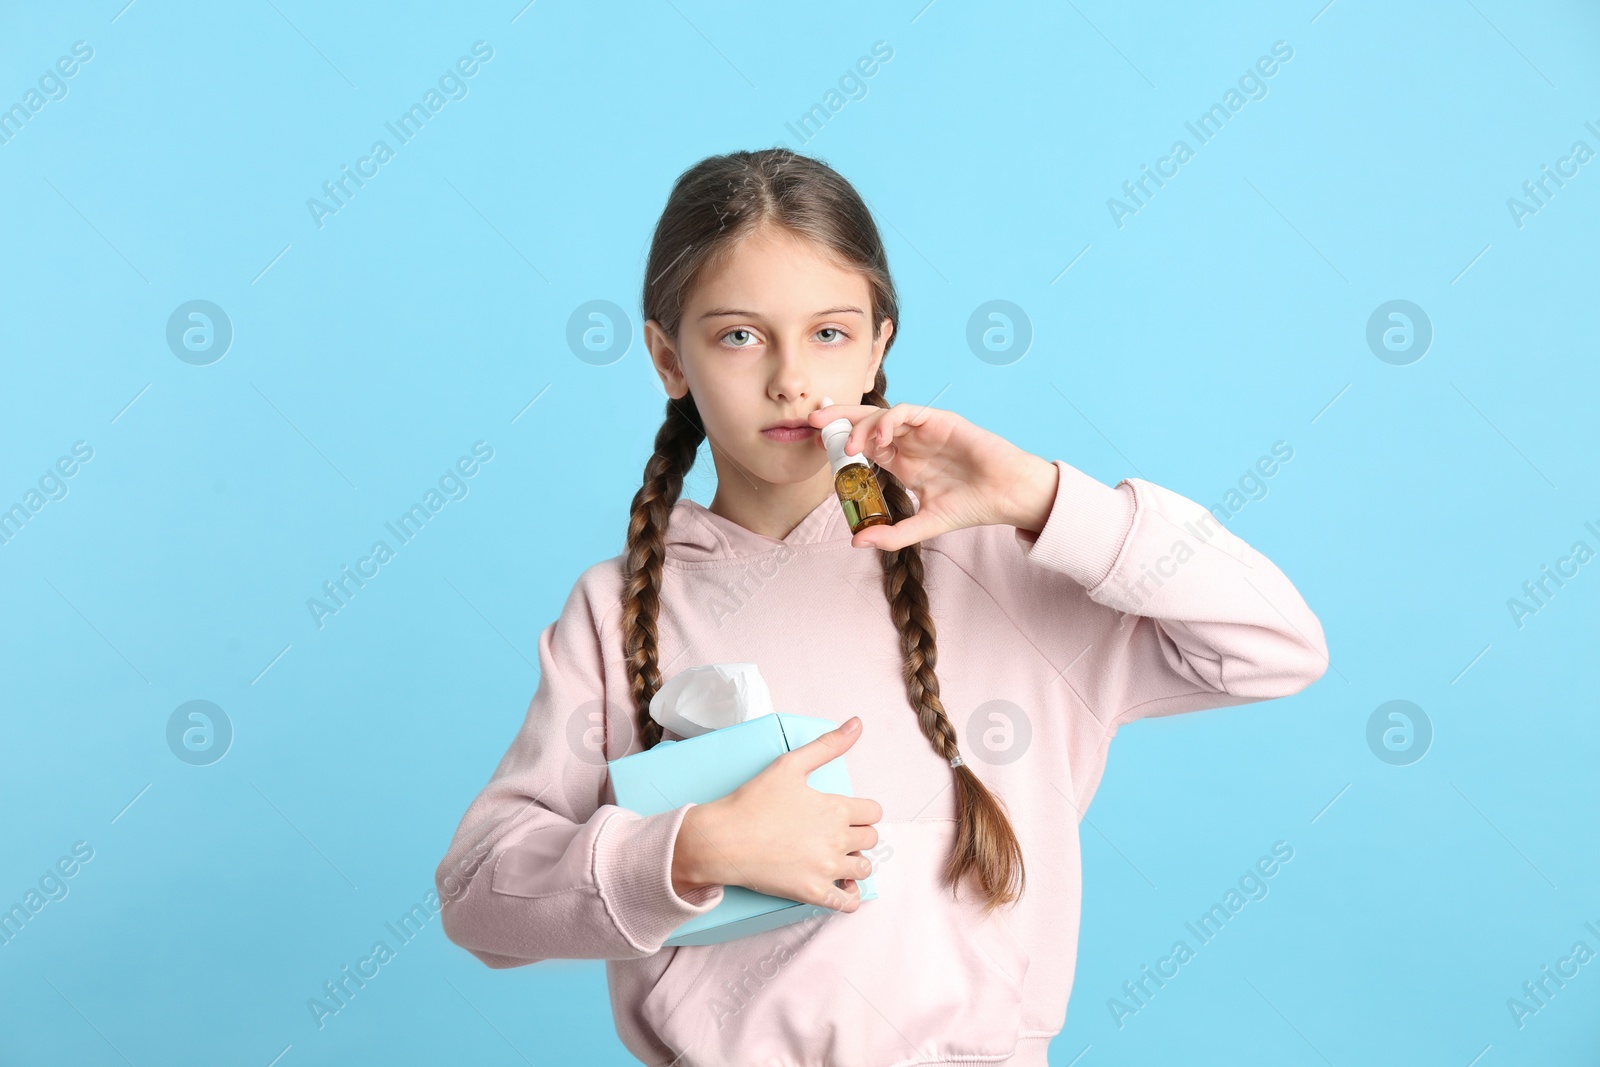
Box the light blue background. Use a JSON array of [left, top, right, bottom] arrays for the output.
[[2, 0, 1597, 1063]]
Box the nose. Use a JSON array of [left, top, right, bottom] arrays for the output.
[[767, 336, 811, 404]]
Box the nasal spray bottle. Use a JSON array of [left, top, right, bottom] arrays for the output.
[[818, 396, 892, 533]]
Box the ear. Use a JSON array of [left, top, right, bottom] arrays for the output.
[[644, 319, 690, 399], [863, 317, 894, 392]]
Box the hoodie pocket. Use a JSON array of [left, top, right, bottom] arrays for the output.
[[636, 819, 1030, 1067]]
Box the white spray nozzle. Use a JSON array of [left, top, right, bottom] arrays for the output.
[[819, 396, 864, 474]]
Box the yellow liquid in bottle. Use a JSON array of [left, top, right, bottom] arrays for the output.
[[835, 463, 891, 532]]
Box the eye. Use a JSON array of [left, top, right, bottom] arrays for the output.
[[720, 328, 758, 348], [816, 327, 848, 344]]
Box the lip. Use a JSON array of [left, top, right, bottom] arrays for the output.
[[761, 425, 817, 443]]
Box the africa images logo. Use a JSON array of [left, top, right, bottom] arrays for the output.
[[306, 42, 495, 229]]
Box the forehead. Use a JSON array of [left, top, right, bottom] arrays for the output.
[[688, 224, 869, 317]]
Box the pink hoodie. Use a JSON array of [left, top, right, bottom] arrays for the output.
[[434, 459, 1327, 1066]]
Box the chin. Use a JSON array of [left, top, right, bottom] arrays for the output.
[[747, 452, 826, 486]]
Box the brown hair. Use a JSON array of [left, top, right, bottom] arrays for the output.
[[622, 148, 1024, 913]]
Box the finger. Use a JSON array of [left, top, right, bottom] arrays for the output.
[[819, 878, 862, 912], [859, 401, 945, 457], [844, 795, 883, 826], [838, 409, 890, 457], [781, 715, 863, 775], [846, 824, 879, 853], [805, 402, 878, 428], [837, 850, 875, 881], [847, 407, 908, 458], [851, 511, 949, 552]]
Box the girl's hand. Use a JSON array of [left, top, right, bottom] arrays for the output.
[[673, 717, 882, 912], [806, 401, 1061, 551]]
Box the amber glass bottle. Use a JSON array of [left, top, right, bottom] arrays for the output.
[[819, 398, 891, 533]]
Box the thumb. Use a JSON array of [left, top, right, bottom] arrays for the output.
[[784, 716, 862, 775], [851, 511, 947, 552]]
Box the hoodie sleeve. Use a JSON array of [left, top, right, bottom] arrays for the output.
[[434, 571, 726, 967], [980, 459, 1328, 730]]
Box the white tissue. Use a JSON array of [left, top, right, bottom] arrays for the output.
[[648, 663, 775, 738]]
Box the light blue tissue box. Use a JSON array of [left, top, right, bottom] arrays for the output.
[[606, 712, 880, 947]]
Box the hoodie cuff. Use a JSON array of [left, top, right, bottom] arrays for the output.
[[594, 802, 725, 954], [1015, 459, 1138, 591]]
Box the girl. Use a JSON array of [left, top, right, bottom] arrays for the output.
[[435, 148, 1327, 1066]]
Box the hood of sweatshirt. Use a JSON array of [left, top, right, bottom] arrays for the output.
[[662, 492, 879, 563]]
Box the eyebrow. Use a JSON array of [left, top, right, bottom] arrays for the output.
[[698, 306, 866, 321]]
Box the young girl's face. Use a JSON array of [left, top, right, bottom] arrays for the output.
[[646, 222, 894, 489]]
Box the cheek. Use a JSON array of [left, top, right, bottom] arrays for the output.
[[683, 379, 749, 441]]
